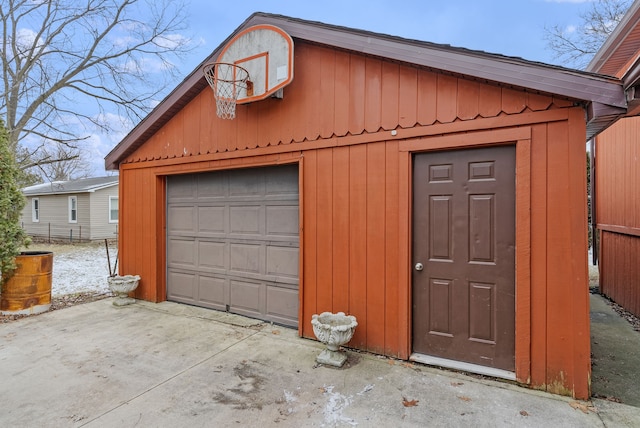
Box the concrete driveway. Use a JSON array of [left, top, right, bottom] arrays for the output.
[[1, 299, 638, 427]]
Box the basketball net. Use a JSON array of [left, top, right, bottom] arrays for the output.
[[203, 62, 251, 120]]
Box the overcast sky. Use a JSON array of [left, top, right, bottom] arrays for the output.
[[93, 0, 599, 177]]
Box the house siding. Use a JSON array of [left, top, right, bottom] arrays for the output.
[[116, 41, 590, 398], [89, 187, 119, 240]]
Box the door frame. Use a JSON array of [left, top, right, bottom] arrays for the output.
[[400, 126, 532, 384]]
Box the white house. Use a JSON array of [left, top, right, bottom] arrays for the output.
[[21, 176, 119, 242]]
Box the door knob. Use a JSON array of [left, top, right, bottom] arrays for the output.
[[415, 263, 424, 271]]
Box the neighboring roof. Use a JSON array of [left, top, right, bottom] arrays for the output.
[[587, 0, 640, 117], [587, 0, 640, 82], [106, 12, 630, 170], [22, 176, 119, 196]]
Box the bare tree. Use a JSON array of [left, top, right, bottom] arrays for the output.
[[545, 0, 632, 69], [34, 145, 93, 182], [0, 0, 195, 179]]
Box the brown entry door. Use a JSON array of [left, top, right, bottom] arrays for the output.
[[412, 145, 515, 371]]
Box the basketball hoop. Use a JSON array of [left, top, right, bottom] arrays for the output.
[[203, 62, 253, 119]]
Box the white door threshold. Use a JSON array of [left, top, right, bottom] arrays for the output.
[[410, 353, 516, 381]]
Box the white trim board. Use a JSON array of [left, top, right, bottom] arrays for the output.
[[410, 353, 516, 381]]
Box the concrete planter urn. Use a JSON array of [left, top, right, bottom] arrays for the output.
[[107, 275, 140, 306], [311, 311, 358, 367]]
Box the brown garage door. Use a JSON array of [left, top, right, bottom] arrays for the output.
[[412, 145, 515, 371], [166, 165, 299, 327]]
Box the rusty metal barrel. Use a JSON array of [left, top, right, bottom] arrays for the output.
[[0, 251, 53, 315]]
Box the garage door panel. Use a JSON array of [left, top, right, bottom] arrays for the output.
[[266, 167, 298, 195], [266, 246, 299, 278], [167, 271, 197, 301], [229, 169, 263, 197], [266, 205, 299, 237], [167, 238, 196, 269], [198, 275, 228, 310], [230, 279, 263, 315], [168, 206, 196, 234], [197, 173, 227, 198], [229, 243, 263, 274], [167, 164, 299, 327], [167, 174, 196, 200], [198, 206, 226, 234], [229, 205, 262, 235], [266, 285, 299, 327], [198, 241, 226, 271]]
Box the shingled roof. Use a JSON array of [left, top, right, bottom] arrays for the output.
[[105, 12, 630, 170], [22, 176, 119, 196]]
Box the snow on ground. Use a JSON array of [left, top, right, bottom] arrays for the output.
[[29, 243, 113, 296]]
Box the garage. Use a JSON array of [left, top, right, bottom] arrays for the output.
[[104, 13, 631, 398], [166, 164, 299, 327]]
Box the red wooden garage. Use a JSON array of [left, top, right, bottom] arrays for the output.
[[105, 13, 630, 399]]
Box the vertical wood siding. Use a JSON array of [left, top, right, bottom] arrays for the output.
[[122, 42, 562, 166], [600, 232, 640, 317], [596, 117, 640, 317], [116, 40, 591, 398], [119, 168, 162, 301]]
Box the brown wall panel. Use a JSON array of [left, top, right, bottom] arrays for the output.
[[182, 96, 200, 155], [349, 54, 366, 134], [199, 90, 215, 153], [302, 151, 318, 334], [315, 149, 333, 312], [417, 71, 437, 126], [436, 74, 457, 123], [333, 50, 351, 137], [295, 43, 322, 143], [332, 146, 350, 311], [527, 92, 553, 112], [398, 66, 418, 129], [384, 141, 401, 356], [478, 84, 502, 118], [529, 123, 548, 390], [256, 98, 276, 148], [595, 117, 640, 323], [545, 120, 575, 393], [236, 101, 257, 152], [381, 62, 400, 131], [600, 232, 640, 317], [320, 48, 336, 139], [299, 142, 401, 355], [365, 142, 387, 353], [365, 57, 382, 133], [348, 144, 368, 348], [457, 79, 479, 120], [567, 108, 591, 401], [501, 88, 527, 114], [596, 117, 640, 229]]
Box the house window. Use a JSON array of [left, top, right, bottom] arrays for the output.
[[68, 196, 77, 223], [109, 196, 119, 223], [32, 198, 40, 222]]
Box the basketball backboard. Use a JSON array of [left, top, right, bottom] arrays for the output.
[[215, 24, 294, 104]]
